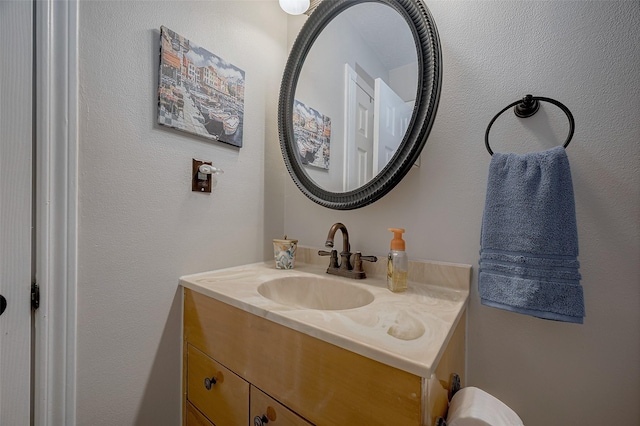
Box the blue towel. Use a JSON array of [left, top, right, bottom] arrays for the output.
[[479, 146, 585, 323]]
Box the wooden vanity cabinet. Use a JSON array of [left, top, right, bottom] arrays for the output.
[[183, 288, 465, 426]]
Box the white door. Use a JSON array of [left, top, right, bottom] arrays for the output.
[[373, 78, 412, 175], [345, 77, 375, 191], [0, 1, 33, 424]]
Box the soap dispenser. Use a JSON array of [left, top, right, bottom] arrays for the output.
[[387, 228, 408, 292]]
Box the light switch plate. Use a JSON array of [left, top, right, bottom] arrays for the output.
[[192, 159, 212, 193]]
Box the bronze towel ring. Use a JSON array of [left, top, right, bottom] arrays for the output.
[[485, 94, 575, 155]]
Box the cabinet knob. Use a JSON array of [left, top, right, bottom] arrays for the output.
[[204, 377, 216, 390], [253, 406, 277, 425], [203, 371, 224, 390]]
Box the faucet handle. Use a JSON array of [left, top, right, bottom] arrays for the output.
[[355, 251, 377, 263], [353, 252, 377, 275], [359, 254, 378, 263], [318, 249, 339, 269]]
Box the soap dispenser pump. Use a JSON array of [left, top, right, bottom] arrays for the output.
[[387, 228, 408, 292]]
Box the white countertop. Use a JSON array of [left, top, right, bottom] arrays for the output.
[[180, 257, 470, 378]]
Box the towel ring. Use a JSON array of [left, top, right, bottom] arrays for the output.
[[485, 95, 575, 155]]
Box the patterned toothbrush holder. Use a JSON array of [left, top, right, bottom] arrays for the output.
[[273, 236, 298, 269]]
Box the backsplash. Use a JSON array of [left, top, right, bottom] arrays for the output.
[[296, 246, 471, 292]]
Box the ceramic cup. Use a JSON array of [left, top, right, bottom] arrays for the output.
[[273, 238, 298, 269]]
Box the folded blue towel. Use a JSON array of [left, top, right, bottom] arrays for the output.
[[479, 146, 585, 323]]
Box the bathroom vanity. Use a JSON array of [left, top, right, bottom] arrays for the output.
[[180, 248, 471, 426]]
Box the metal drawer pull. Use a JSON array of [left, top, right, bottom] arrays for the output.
[[204, 377, 216, 390], [203, 371, 224, 390]]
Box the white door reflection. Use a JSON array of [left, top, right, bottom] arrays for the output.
[[344, 69, 413, 191], [373, 77, 413, 176], [345, 71, 375, 191]]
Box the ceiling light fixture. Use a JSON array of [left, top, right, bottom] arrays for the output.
[[279, 0, 310, 15]]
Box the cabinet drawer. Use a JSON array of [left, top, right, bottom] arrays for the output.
[[250, 386, 313, 426], [187, 344, 249, 426], [186, 402, 214, 426]]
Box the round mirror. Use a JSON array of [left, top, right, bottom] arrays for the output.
[[278, 0, 441, 210]]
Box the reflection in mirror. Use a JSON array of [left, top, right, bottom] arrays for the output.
[[293, 2, 418, 192]]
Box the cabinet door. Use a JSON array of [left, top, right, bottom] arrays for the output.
[[250, 386, 314, 426], [186, 402, 214, 426], [187, 344, 250, 426]]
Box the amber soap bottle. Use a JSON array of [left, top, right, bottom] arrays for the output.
[[387, 228, 408, 292]]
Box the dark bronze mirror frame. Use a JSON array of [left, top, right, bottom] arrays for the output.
[[278, 0, 442, 210]]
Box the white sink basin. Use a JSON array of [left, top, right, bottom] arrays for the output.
[[257, 275, 374, 310]]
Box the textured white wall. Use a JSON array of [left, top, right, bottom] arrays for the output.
[[284, 1, 640, 425], [77, 1, 286, 424]]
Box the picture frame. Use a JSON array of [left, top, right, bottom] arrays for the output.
[[293, 100, 331, 169], [158, 26, 246, 148]]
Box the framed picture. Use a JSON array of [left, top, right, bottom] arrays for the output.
[[158, 26, 245, 148], [293, 100, 331, 170]]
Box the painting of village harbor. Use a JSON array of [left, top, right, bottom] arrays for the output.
[[293, 100, 331, 170], [158, 26, 245, 147]]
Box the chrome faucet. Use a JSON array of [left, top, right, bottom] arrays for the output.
[[319, 223, 377, 279]]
